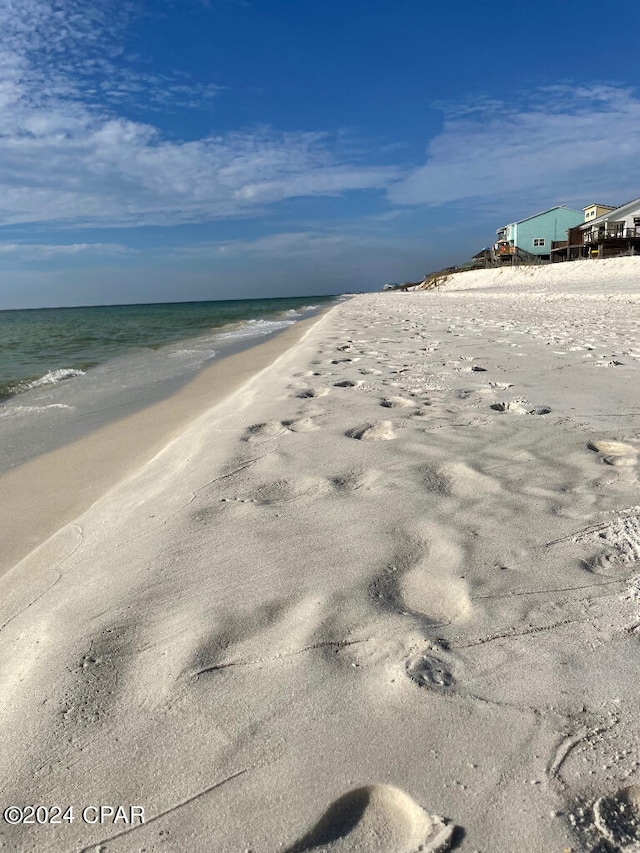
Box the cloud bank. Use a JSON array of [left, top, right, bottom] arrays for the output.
[[389, 86, 640, 209]]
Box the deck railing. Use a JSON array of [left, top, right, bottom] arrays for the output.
[[582, 226, 640, 243]]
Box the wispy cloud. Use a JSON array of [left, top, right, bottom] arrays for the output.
[[167, 230, 373, 259], [158, 226, 437, 272], [0, 0, 396, 229], [0, 241, 134, 262], [0, 120, 397, 227], [389, 85, 640, 210]]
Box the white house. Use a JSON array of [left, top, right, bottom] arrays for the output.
[[577, 197, 640, 258]]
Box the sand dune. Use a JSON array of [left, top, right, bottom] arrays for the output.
[[2, 258, 640, 851]]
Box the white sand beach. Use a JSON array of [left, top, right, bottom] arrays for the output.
[[2, 257, 640, 852]]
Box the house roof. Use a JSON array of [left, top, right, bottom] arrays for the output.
[[578, 197, 640, 229], [582, 203, 616, 211], [497, 204, 582, 231]]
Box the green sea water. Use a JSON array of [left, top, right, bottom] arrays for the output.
[[0, 296, 335, 400]]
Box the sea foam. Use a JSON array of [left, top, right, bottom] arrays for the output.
[[26, 368, 85, 389], [0, 403, 73, 419]]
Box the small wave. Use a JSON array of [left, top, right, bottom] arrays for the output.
[[167, 346, 217, 364], [168, 348, 199, 357], [26, 368, 85, 390], [217, 318, 296, 341], [0, 403, 73, 419]]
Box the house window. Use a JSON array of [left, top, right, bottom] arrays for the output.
[[634, 217, 640, 227], [533, 238, 546, 247]]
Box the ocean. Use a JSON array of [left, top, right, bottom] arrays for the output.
[[0, 295, 337, 473]]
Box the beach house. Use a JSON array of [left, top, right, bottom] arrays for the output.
[[552, 203, 614, 261], [552, 198, 640, 261], [575, 197, 640, 259], [494, 205, 584, 263]]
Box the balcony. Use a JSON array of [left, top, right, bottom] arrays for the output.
[[583, 226, 640, 244], [494, 241, 514, 255]]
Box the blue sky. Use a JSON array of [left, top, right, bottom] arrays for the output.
[[1, 0, 640, 308]]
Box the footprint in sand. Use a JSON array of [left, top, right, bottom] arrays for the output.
[[396, 528, 473, 626], [401, 570, 471, 626], [489, 399, 520, 414], [405, 653, 455, 689], [346, 421, 396, 441], [284, 785, 454, 853], [297, 387, 330, 399], [243, 421, 288, 441], [372, 532, 472, 627], [588, 439, 638, 468], [380, 396, 415, 409], [283, 417, 318, 432], [592, 785, 640, 849], [250, 477, 328, 505], [570, 511, 640, 574], [334, 379, 359, 388], [490, 400, 551, 415], [244, 419, 318, 440], [413, 406, 434, 419], [329, 468, 380, 493]]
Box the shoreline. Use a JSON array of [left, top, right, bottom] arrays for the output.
[[0, 308, 333, 578], [2, 265, 640, 852], [0, 299, 337, 476]]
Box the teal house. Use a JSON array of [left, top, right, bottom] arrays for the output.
[[495, 205, 583, 260]]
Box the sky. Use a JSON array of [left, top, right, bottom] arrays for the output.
[[1, 0, 640, 308]]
